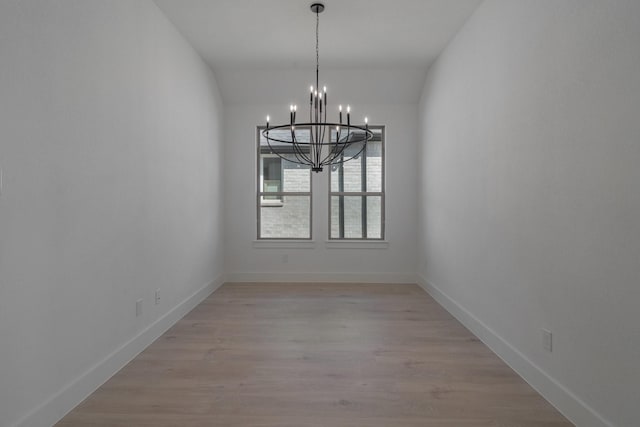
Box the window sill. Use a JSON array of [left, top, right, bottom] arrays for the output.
[[252, 240, 388, 249], [324, 240, 389, 249], [253, 240, 316, 249]]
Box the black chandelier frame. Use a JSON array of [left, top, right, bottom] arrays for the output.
[[262, 2, 373, 172]]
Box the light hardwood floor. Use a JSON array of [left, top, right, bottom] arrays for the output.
[[56, 283, 573, 426]]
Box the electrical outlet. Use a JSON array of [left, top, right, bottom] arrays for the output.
[[155, 289, 161, 305], [542, 329, 553, 352], [136, 299, 143, 317]]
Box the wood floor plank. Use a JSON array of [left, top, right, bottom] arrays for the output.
[[56, 283, 573, 426]]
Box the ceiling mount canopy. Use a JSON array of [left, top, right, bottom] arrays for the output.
[[263, 2, 373, 173], [310, 2, 324, 14]]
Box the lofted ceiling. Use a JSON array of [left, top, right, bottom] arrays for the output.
[[154, 0, 482, 104]]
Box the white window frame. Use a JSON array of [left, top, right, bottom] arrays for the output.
[[328, 126, 385, 240], [256, 126, 313, 240]]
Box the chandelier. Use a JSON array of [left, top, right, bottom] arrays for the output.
[[263, 2, 373, 173]]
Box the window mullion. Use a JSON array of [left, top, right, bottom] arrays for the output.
[[361, 143, 367, 238], [338, 155, 345, 238]]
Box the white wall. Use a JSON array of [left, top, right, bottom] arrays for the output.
[[224, 71, 419, 282], [418, 1, 640, 426], [0, 2, 224, 426]]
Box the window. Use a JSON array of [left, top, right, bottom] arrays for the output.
[[256, 125, 385, 241], [330, 126, 384, 239], [257, 127, 312, 239]]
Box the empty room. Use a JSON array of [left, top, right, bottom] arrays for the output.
[[1, 1, 638, 426]]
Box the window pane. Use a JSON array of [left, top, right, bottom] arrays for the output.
[[260, 128, 311, 145], [365, 140, 383, 192], [329, 145, 363, 192], [260, 129, 311, 192], [330, 129, 382, 193], [260, 196, 311, 239], [260, 128, 312, 156], [262, 157, 282, 200], [263, 157, 281, 181], [282, 159, 310, 192], [331, 195, 383, 239], [261, 157, 310, 193], [341, 149, 364, 192], [330, 164, 340, 192], [366, 196, 382, 239], [331, 196, 364, 239]]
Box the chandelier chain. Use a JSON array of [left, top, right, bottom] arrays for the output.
[[316, 9, 320, 89]]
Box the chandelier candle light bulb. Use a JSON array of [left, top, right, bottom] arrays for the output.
[[262, 2, 373, 172]]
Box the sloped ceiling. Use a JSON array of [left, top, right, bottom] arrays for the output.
[[155, 0, 482, 103]]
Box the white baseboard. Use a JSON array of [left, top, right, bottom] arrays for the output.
[[12, 276, 225, 427], [225, 271, 417, 284], [415, 275, 612, 427]]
